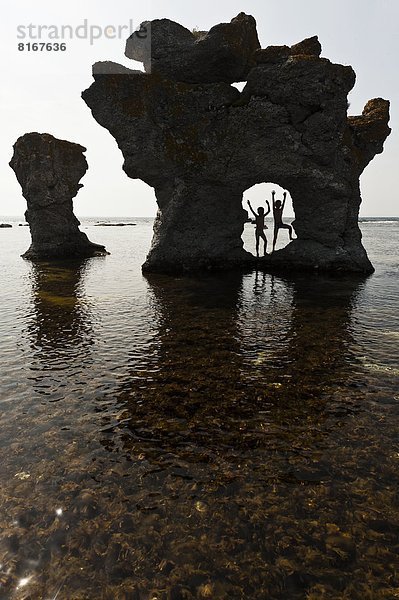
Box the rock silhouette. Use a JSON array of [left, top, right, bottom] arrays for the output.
[[125, 13, 261, 84], [82, 14, 391, 273], [10, 133, 107, 259]]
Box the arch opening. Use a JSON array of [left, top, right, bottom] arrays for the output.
[[77, 153, 158, 262], [242, 183, 295, 257]]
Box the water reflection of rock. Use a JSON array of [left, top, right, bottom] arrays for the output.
[[105, 272, 366, 474], [245, 273, 365, 390], [89, 272, 382, 600], [27, 260, 95, 399], [285, 274, 364, 388], [103, 272, 246, 454], [258, 274, 366, 483]]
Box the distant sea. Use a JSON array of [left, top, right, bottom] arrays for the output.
[[0, 216, 398, 598]]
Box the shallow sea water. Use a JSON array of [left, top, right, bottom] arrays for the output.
[[0, 218, 398, 599]]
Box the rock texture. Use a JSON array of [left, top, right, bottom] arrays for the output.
[[10, 133, 107, 259], [82, 14, 391, 274], [125, 13, 260, 84]]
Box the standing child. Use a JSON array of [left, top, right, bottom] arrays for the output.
[[247, 199, 271, 257], [272, 190, 294, 252]]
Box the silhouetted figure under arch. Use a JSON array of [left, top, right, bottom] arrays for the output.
[[272, 190, 294, 252], [247, 198, 271, 257]]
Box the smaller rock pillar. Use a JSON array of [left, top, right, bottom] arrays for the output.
[[10, 132, 107, 259]]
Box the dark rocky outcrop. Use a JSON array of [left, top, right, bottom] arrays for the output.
[[0, 223, 12, 228], [125, 13, 260, 84], [95, 222, 137, 226], [254, 36, 321, 64], [10, 133, 107, 259], [82, 14, 391, 274]]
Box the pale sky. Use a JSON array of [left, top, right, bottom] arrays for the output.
[[1, 0, 397, 217]]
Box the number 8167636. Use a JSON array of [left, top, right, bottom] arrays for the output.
[[18, 42, 66, 51]]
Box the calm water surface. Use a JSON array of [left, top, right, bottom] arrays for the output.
[[0, 218, 398, 599]]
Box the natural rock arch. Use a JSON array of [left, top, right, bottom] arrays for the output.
[[82, 13, 390, 274], [243, 183, 293, 255]]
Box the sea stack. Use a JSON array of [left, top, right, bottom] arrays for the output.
[[10, 132, 107, 259], [82, 14, 390, 274]]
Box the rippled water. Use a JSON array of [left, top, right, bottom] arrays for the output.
[[0, 218, 398, 599]]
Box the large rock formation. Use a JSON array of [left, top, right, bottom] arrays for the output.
[[125, 13, 260, 83], [10, 133, 107, 259], [82, 14, 390, 274]]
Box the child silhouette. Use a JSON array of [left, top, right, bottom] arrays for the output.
[[247, 199, 271, 257], [272, 190, 294, 252]]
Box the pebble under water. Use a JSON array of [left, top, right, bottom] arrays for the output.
[[0, 218, 399, 599]]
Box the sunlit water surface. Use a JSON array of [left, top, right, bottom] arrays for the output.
[[0, 218, 398, 599]]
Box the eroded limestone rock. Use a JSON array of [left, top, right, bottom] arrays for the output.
[[10, 133, 107, 259], [125, 13, 260, 84], [82, 14, 390, 274]]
